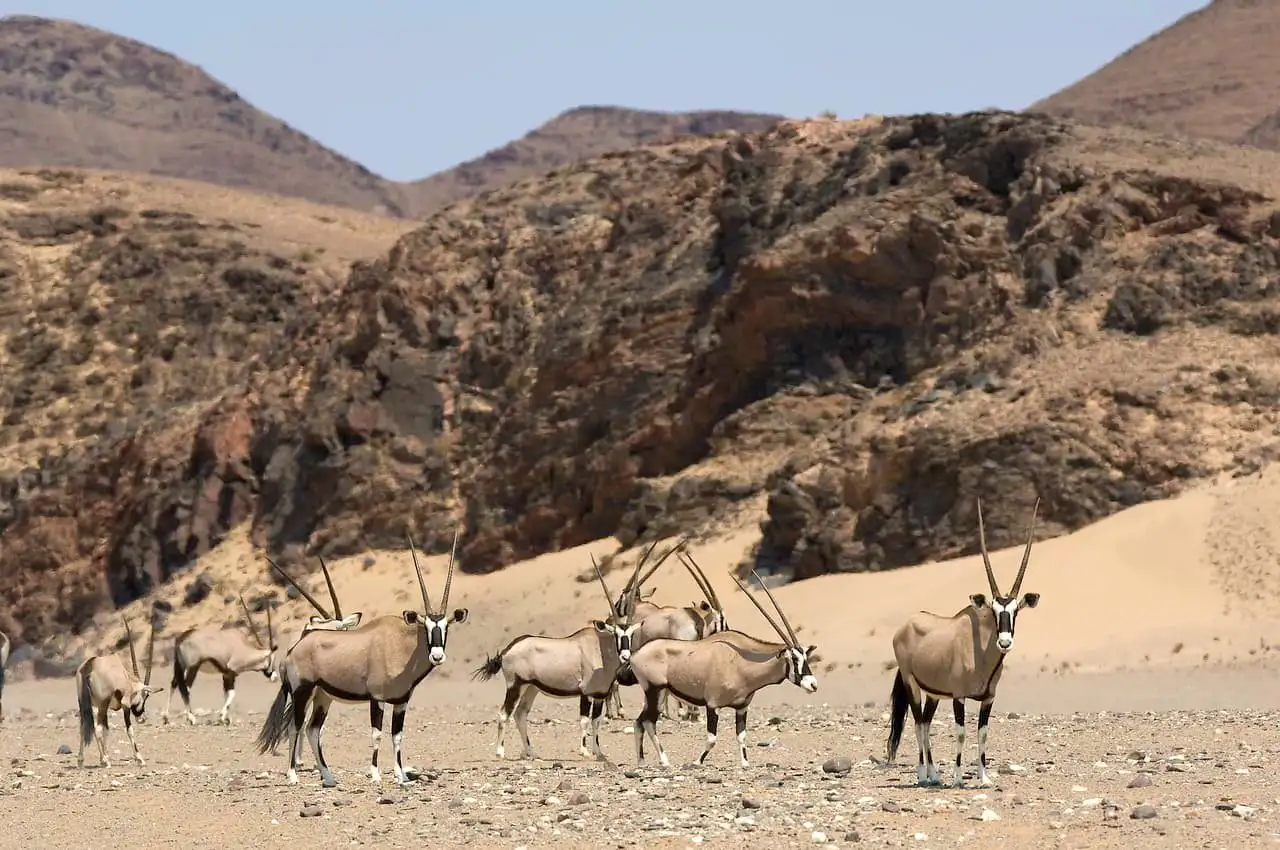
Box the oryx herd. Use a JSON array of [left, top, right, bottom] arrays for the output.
[[22, 496, 1044, 794]]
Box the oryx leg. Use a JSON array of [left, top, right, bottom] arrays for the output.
[[122, 707, 144, 766], [578, 695, 593, 759], [305, 691, 337, 788], [181, 667, 199, 726], [734, 707, 752, 768], [605, 682, 624, 720], [977, 699, 995, 786], [390, 703, 412, 784], [913, 696, 941, 786], [588, 696, 607, 760], [495, 682, 522, 759], [286, 682, 314, 785], [218, 672, 237, 725], [95, 705, 111, 769], [369, 701, 384, 783], [952, 699, 966, 787], [697, 706, 718, 765], [512, 685, 539, 760], [634, 687, 670, 768]]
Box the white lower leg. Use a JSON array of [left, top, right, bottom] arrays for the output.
[[579, 713, 591, 757], [953, 724, 966, 787], [496, 711, 508, 758], [923, 722, 940, 783], [97, 722, 110, 768], [591, 712, 604, 758], [978, 724, 992, 785], [369, 729, 382, 782], [392, 733, 407, 783], [914, 722, 928, 783], [126, 723, 143, 765], [219, 689, 235, 724]]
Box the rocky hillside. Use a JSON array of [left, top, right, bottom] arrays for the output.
[[9, 110, 1280, 645], [0, 16, 783, 219], [1032, 0, 1280, 151]]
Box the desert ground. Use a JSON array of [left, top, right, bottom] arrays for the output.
[[7, 467, 1280, 848]]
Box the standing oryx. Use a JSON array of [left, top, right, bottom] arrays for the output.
[[885, 497, 1042, 787], [162, 592, 279, 726], [620, 568, 818, 768], [471, 550, 647, 762], [0, 629, 9, 723], [606, 550, 729, 721], [255, 530, 468, 788], [76, 617, 163, 768]]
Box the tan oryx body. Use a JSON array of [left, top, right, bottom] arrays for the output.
[[0, 629, 9, 722], [255, 530, 468, 788], [162, 593, 278, 726], [620, 569, 818, 768], [76, 618, 163, 768], [605, 551, 729, 721], [471, 549, 649, 761], [886, 498, 1042, 787]]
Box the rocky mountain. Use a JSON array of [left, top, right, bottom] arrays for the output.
[[0, 15, 784, 219], [1032, 0, 1280, 151], [7, 109, 1280, 645]]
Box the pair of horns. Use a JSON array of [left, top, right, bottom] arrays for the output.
[[406, 526, 460, 616], [976, 496, 1040, 599], [591, 540, 653, 626], [120, 615, 156, 686], [616, 537, 689, 611], [678, 550, 722, 611], [238, 593, 276, 650], [265, 554, 343, 620], [731, 568, 802, 649]]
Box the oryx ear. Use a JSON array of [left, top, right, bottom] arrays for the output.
[[147, 685, 165, 694], [591, 619, 609, 633], [402, 610, 420, 625], [1020, 592, 1040, 609], [697, 601, 711, 611], [806, 644, 818, 656], [451, 607, 469, 624], [969, 593, 988, 609]]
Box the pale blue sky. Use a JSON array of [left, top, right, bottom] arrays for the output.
[[14, 1, 1205, 182]]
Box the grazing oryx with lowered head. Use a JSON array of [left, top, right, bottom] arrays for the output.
[[886, 497, 1042, 788], [162, 592, 279, 726], [255, 530, 468, 787], [471, 549, 647, 761], [619, 568, 818, 768], [0, 629, 9, 723], [76, 617, 163, 768], [607, 550, 730, 721]]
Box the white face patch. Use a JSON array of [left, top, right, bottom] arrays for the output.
[[427, 617, 450, 665], [788, 648, 818, 692], [615, 624, 642, 663], [990, 599, 1018, 652]]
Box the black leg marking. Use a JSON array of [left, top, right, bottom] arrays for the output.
[[289, 682, 315, 780], [370, 701, 385, 776], [952, 699, 966, 785], [978, 700, 994, 784], [734, 708, 749, 767], [698, 707, 719, 765], [391, 704, 408, 780]]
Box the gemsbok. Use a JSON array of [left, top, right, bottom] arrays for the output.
[[75, 617, 163, 768], [264, 554, 364, 641], [885, 497, 1042, 787], [255, 529, 468, 787], [607, 550, 730, 721], [0, 629, 9, 723], [471, 549, 647, 761], [619, 568, 818, 768], [162, 592, 279, 726]]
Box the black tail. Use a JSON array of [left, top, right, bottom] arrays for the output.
[[76, 668, 95, 748], [470, 652, 504, 682], [171, 633, 194, 705], [255, 680, 295, 755], [887, 669, 910, 763]]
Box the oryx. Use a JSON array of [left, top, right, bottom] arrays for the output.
[[0, 629, 9, 723], [885, 497, 1041, 787], [255, 529, 468, 787], [264, 553, 364, 645], [620, 568, 818, 768], [471, 549, 647, 761], [607, 550, 730, 721], [75, 616, 163, 768], [162, 592, 279, 726]]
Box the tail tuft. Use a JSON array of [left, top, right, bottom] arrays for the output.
[[886, 669, 910, 763], [470, 652, 504, 682], [254, 681, 295, 755], [76, 668, 94, 747]]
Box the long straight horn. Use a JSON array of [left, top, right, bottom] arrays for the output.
[[1009, 497, 1041, 598], [634, 537, 689, 590], [747, 568, 801, 646], [620, 540, 661, 598], [265, 556, 332, 620], [144, 622, 156, 686], [622, 544, 649, 624], [238, 593, 265, 648], [678, 554, 712, 602], [680, 551, 721, 608], [405, 532, 433, 613], [976, 497, 1001, 597], [266, 600, 275, 648], [590, 553, 616, 613], [121, 616, 140, 678], [440, 526, 460, 614], [728, 572, 792, 647], [318, 556, 342, 619]]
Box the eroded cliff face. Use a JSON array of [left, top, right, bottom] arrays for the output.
[[9, 111, 1280, 642]]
